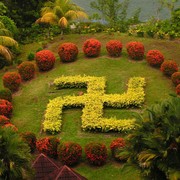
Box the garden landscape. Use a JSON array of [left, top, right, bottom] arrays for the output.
[[0, 0, 180, 180]]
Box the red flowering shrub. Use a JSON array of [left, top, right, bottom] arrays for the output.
[[21, 132, 37, 153], [146, 50, 164, 67], [106, 40, 123, 57], [18, 61, 36, 81], [36, 137, 60, 158], [58, 43, 78, 63], [0, 115, 10, 125], [126, 41, 145, 60], [85, 142, 107, 166], [2, 123, 18, 131], [110, 138, 126, 161], [171, 72, 180, 86], [35, 50, 55, 71], [58, 142, 82, 166], [176, 84, 180, 95], [2, 72, 22, 92], [83, 39, 101, 57], [0, 88, 12, 102], [0, 99, 13, 118], [160, 60, 178, 76]]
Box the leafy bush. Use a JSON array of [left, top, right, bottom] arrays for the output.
[[146, 50, 164, 67], [0, 88, 12, 102], [58, 43, 78, 63], [106, 40, 123, 57], [126, 41, 144, 60], [83, 38, 101, 57], [110, 138, 126, 161], [2, 123, 18, 131], [18, 61, 35, 81], [171, 72, 180, 86], [35, 50, 55, 71], [27, 52, 35, 61], [160, 60, 178, 77], [85, 142, 108, 166], [2, 72, 22, 92], [20, 132, 37, 153], [36, 137, 60, 158], [58, 142, 82, 166], [176, 84, 180, 96], [0, 115, 10, 126], [0, 99, 13, 118]]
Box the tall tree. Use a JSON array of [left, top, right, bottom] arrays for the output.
[[0, 127, 32, 179]]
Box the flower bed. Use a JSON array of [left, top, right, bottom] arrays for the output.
[[106, 40, 123, 57]]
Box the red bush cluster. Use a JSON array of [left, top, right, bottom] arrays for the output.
[[160, 60, 178, 76], [2, 123, 18, 131], [146, 50, 164, 67], [36, 137, 60, 158], [0, 99, 13, 118], [2, 72, 22, 92], [171, 72, 180, 86], [58, 43, 78, 63], [58, 142, 82, 166], [176, 84, 180, 96], [106, 40, 123, 57], [21, 132, 37, 153], [126, 41, 144, 60], [35, 50, 56, 71], [83, 38, 101, 57], [0, 88, 12, 102], [0, 115, 10, 125], [85, 142, 107, 166], [18, 61, 36, 81]]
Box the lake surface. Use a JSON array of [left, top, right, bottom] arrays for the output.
[[72, 0, 180, 21]]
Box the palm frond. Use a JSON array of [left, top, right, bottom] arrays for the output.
[[40, 13, 58, 25], [0, 29, 12, 37], [0, 21, 5, 28], [0, 45, 12, 61], [138, 150, 159, 164], [0, 36, 18, 48], [58, 17, 68, 28], [54, 6, 64, 18]]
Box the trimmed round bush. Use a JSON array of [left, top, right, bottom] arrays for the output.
[[110, 138, 126, 161], [58, 142, 82, 166], [18, 61, 36, 81], [36, 137, 60, 158], [58, 43, 78, 63], [171, 72, 180, 86], [160, 60, 178, 77], [106, 40, 123, 57], [146, 50, 164, 67], [2, 72, 22, 92], [83, 38, 101, 57], [176, 84, 180, 96], [85, 142, 108, 166], [126, 41, 145, 60], [0, 88, 12, 102], [21, 132, 37, 153], [0, 99, 13, 118], [35, 50, 56, 71], [0, 115, 10, 126]]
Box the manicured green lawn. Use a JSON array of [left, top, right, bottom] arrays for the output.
[[0, 33, 179, 180]]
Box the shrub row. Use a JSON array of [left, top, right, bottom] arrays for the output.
[[43, 75, 145, 134]]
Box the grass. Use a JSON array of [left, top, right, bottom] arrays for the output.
[[0, 32, 179, 180]]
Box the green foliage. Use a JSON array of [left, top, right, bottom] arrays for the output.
[[0, 2, 7, 16], [27, 52, 35, 61], [119, 96, 180, 180], [0, 88, 12, 102]]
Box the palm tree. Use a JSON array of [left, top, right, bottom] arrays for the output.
[[36, 0, 88, 36], [0, 127, 33, 180]]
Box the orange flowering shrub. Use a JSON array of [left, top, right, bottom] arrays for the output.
[[171, 72, 180, 86], [126, 41, 144, 60], [18, 61, 36, 81], [58, 43, 78, 62], [2, 123, 18, 131], [176, 84, 180, 95], [160, 60, 178, 77], [0, 99, 13, 118], [0, 88, 12, 102], [106, 40, 123, 57], [0, 115, 10, 125], [58, 142, 82, 166], [85, 142, 108, 166], [35, 50, 55, 71], [83, 38, 101, 57], [36, 137, 60, 158], [2, 72, 22, 92], [146, 50, 164, 67]]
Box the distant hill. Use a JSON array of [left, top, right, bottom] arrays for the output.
[[72, 0, 180, 21]]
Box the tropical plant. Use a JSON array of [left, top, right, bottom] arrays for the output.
[[0, 127, 32, 180], [36, 0, 88, 36], [119, 95, 180, 180]]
